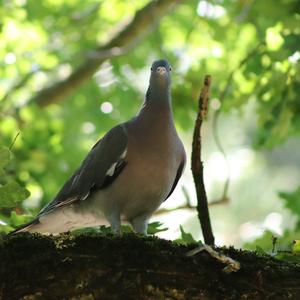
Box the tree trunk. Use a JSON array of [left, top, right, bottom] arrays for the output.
[[1, 233, 300, 300]]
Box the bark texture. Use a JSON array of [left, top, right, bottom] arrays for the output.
[[191, 75, 214, 245], [1, 233, 300, 300]]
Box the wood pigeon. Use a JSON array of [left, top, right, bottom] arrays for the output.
[[13, 59, 186, 235]]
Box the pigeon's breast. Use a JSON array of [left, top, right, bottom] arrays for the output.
[[89, 117, 183, 221], [104, 152, 176, 220], [116, 124, 181, 219]]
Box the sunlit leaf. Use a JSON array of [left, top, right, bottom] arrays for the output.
[[147, 222, 168, 235], [0, 181, 30, 207], [9, 211, 33, 227], [0, 147, 11, 168], [255, 246, 269, 256], [173, 225, 199, 245], [292, 240, 300, 253], [279, 187, 300, 228]]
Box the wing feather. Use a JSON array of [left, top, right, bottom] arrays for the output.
[[39, 125, 128, 216], [164, 158, 186, 202]]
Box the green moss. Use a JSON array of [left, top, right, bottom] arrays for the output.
[[1, 233, 300, 300]]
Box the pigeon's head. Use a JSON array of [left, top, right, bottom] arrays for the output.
[[150, 59, 172, 88]]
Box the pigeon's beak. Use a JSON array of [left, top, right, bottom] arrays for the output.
[[156, 66, 167, 75]]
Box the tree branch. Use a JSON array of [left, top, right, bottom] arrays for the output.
[[191, 75, 214, 245], [0, 67, 50, 105], [28, 0, 184, 107], [2, 233, 300, 299]]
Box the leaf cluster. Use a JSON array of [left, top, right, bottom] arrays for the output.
[[245, 186, 300, 262], [0, 146, 30, 232]]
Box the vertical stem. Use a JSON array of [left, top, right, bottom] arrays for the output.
[[191, 75, 214, 245]]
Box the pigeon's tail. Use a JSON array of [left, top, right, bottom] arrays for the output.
[[9, 219, 40, 235]]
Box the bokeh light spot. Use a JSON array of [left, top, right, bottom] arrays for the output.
[[100, 101, 113, 114]]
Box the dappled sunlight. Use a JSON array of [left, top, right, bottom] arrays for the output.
[[57, 64, 72, 80], [81, 122, 96, 134], [94, 62, 117, 88], [263, 212, 283, 235], [4, 52, 16, 65], [206, 147, 256, 182], [100, 101, 113, 114], [23, 184, 43, 209], [289, 51, 300, 64], [197, 1, 226, 19], [266, 24, 284, 51]]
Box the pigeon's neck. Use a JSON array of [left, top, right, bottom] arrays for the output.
[[130, 84, 176, 139], [141, 85, 172, 112]]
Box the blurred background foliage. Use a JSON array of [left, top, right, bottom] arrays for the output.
[[0, 0, 300, 251]]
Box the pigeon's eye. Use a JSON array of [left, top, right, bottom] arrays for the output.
[[151, 67, 153, 71], [169, 67, 172, 71]]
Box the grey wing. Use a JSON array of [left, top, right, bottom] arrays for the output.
[[38, 124, 128, 216], [164, 158, 186, 202]]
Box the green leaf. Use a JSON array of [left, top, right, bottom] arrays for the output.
[[0, 224, 15, 234], [121, 225, 134, 234], [71, 225, 135, 236], [180, 225, 197, 245], [9, 211, 33, 227], [0, 147, 11, 168], [72, 223, 167, 236], [0, 168, 5, 178], [71, 225, 111, 235], [279, 187, 300, 228], [0, 181, 30, 207], [275, 251, 300, 263], [292, 240, 300, 253], [255, 245, 269, 256], [244, 231, 277, 252], [147, 222, 168, 235]]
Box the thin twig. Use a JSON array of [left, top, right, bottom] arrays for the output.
[[154, 194, 227, 215], [155, 203, 194, 215], [191, 75, 214, 245], [9, 132, 20, 150], [186, 245, 241, 273]]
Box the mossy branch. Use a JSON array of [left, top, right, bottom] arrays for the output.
[[1, 233, 300, 299]]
